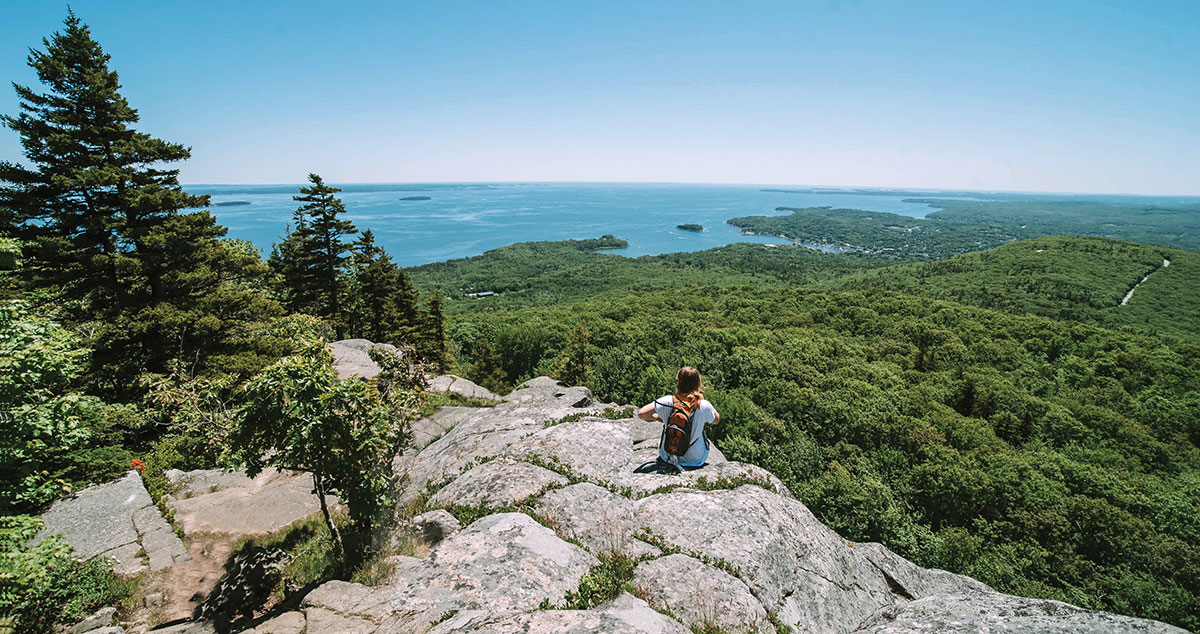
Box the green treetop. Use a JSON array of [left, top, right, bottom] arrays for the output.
[[294, 174, 357, 334], [344, 229, 421, 344]]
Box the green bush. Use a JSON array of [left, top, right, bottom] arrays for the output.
[[0, 516, 134, 634]]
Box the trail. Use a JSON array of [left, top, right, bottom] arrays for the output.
[[1121, 258, 1170, 306]]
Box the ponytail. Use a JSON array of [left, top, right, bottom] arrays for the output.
[[674, 366, 704, 408]]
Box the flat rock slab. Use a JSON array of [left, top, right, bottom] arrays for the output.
[[505, 418, 632, 484], [429, 459, 567, 509], [167, 468, 335, 537], [36, 470, 188, 575], [427, 374, 501, 401], [626, 460, 788, 499], [427, 593, 689, 634], [535, 483, 656, 558], [408, 406, 475, 451], [855, 593, 1190, 633], [634, 485, 984, 633], [397, 379, 616, 504], [634, 554, 774, 633], [329, 339, 400, 380], [302, 513, 597, 629], [248, 610, 307, 634]]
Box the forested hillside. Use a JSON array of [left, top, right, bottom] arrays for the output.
[[728, 197, 1200, 260], [830, 236, 1200, 342], [443, 285, 1200, 629], [409, 240, 887, 312]]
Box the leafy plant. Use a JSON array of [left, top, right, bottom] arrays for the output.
[[0, 516, 134, 634], [230, 342, 425, 562], [559, 553, 636, 609]]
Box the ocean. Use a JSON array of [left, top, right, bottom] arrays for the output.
[[187, 182, 940, 267]]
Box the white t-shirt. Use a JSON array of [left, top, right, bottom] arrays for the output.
[[651, 396, 716, 467]]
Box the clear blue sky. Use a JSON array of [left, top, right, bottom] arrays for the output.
[[1, 1, 1197, 194]]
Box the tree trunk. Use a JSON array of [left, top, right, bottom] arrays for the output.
[[313, 472, 343, 557]]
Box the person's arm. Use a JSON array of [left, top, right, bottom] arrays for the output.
[[638, 399, 661, 421]]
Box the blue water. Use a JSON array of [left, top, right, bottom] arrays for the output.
[[187, 182, 938, 267]]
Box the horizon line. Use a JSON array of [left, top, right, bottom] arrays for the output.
[[179, 179, 1200, 199]]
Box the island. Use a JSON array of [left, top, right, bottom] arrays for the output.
[[213, 200, 251, 207], [676, 224, 704, 232], [571, 234, 627, 251], [400, 196, 432, 201]]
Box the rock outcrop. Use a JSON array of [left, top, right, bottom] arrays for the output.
[[165, 467, 335, 537], [236, 375, 1186, 634], [35, 470, 189, 575], [44, 370, 1188, 633], [328, 338, 401, 380]]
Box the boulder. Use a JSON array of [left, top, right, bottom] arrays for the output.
[[507, 376, 596, 408], [69, 606, 117, 633], [36, 470, 188, 575], [302, 513, 598, 630], [409, 509, 461, 544], [627, 459, 788, 499], [168, 468, 334, 537], [534, 483, 656, 558], [397, 379, 615, 504], [408, 406, 476, 451], [634, 485, 985, 633], [247, 610, 306, 634], [427, 374, 501, 401], [505, 418, 632, 485], [634, 554, 774, 633], [303, 607, 376, 634], [329, 339, 400, 380], [429, 459, 567, 510]]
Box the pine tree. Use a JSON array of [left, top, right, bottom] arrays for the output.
[[344, 229, 420, 344], [556, 323, 591, 386], [469, 338, 506, 394], [0, 10, 207, 310], [0, 11, 282, 391], [417, 291, 451, 374], [277, 174, 357, 336], [268, 208, 322, 315]]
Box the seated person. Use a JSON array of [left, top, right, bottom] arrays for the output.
[[636, 366, 719, 472]]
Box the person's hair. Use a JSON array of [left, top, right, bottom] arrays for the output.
[[675, 366, 704, 407]]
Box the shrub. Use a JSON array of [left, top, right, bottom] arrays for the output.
[[0, 516, 134, 634]]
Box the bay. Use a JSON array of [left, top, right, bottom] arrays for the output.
[[187, 182, 939, 267]]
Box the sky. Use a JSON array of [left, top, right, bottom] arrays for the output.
[[0, 1, 1197, 195]]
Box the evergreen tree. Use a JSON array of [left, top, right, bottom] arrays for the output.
[[268, 208, 322, 315], [344, 229, 420, 344], [417, 292, 451, 373], [468, 338, 506, 394], [555, 323, 591, 386], [0, 10, 207, 309], [0, 11, 282, 391], [290, 174, 356, 336]]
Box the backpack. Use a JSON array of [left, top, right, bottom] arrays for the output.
[[661, 396, 699, 457]]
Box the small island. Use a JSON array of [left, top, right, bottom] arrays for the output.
[[400, 196, 432, 201], [568, 234, 628, 251], [676, 224, 704, 232], [213, 200, 251, 207]]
